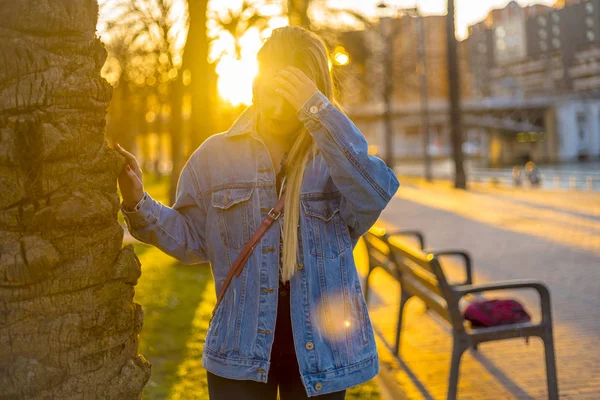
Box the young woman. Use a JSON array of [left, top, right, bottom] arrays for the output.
[[116, 26, 399, 399]]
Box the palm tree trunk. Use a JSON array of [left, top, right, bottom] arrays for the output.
[[446, 0, 467, 189], [288, 0, 311, 28], [185, 0, 217, 155], [0, 1, 151, 398]]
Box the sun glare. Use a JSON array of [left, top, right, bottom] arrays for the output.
[[216, 55, 258, 106], [215, 22, 288, 106], [220, 26, 265, 106]]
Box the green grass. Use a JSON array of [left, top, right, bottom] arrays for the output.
[[143, 173, 171, 204], [129, 176, 382, 399], [133, 242, 213, 399]]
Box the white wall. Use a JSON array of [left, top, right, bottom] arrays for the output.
[[555, 99, 600, 161]]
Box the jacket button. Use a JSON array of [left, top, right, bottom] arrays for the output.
[[305, 341, 314, 350], [297, 262, 304, 270], [314, 382, 323, 391], [309, 105, 319, 114]]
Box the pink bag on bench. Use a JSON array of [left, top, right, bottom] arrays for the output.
[[464, 299, 531, 327]]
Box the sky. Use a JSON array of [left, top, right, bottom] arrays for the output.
[[427, 0, 556, 38], [320, 0, 556, 39], [99, 0, 559, 105], [210, 0, 557, 104], [210, 0, 558, 39]]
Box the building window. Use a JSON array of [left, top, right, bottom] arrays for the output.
[[552, 13, 560, 22], [552, 38, 561, 48], [496, 26, 506, 38], [405, 126, 419, 136], [539, 29, 548, 39], [577, 113, 586, 140], [540, 41, 548, 51], [552, 25, 560, 36], [587, 30, 596, 41], [586, 3, 594, 14], [538, 16, 547, 26], [587, 17, 595, 28]]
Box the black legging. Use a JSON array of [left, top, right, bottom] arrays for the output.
[[207, 281, 346, 400], [206, 368, 346, 400]]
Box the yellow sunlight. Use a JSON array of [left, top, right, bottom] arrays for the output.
[[215, 28, 263, 106], [212, 3, 287, 106]]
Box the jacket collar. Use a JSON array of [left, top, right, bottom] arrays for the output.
[[225, 106, 255, 137]]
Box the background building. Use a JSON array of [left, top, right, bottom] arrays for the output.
[[335, 0, 600, 167], [465, 0, 600, 164], [335, 14, 478, 164]]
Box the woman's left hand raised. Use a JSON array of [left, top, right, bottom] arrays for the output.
[[275, 66, 319, 113]]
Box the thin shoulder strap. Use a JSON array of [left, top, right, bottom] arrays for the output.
[[210, 193, 286, 325]]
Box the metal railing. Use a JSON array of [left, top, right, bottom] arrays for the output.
[[471, 168, 600, 191]]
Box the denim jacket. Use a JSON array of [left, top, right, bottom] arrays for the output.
[[122, 92, 400, 396]]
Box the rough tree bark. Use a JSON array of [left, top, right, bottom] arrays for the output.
[[0, 0, 151, 398]]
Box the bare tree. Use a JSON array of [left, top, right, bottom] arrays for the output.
[[99, 28, 144, 153], [182, 0, 273, 159], [99, 0, 189, 203], [211, 1, 271, 61], [0, 0, 150, 397]]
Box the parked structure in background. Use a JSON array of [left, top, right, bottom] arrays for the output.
[[336, 14, 474, 167], [336, 0, 600, 169], [466, 0, 600, 165]]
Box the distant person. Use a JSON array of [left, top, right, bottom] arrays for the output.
[[526, 161, 541, 187], [114, 26, 399, 399], [512, 166, 522, 187]]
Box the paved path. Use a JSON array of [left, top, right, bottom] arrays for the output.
[[363, 180, 600, 399]]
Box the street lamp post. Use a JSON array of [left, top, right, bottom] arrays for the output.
[[418, 13, 432, 182], [446, 0, 467, 189]]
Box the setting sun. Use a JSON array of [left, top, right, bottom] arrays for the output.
[[216, 55, 258, 106], [209, 2, 287, 106], [213, 26, 264, 106]]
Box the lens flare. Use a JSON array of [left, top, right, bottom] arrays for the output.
[[313, 292, 360, 344]]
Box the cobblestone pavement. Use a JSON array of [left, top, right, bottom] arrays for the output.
[[360, 179, 600, 399]]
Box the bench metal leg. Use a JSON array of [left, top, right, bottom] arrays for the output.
[[543, 333, 559, 400], [447, 339, 467, 400], [364, 268, 374, 305], [394, 290, 411, 355]]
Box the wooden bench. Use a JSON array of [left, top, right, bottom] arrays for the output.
[[362, 226, 558, 400]]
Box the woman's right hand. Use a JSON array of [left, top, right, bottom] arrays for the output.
[[114, 142, 145, 210]]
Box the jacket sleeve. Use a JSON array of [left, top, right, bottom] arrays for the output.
[[298, 92, 400, 240], [121, 156, 208, 265]]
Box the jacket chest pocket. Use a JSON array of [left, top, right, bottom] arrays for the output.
[[301, 195, 352, 259], [211, 187, 255, 250]]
